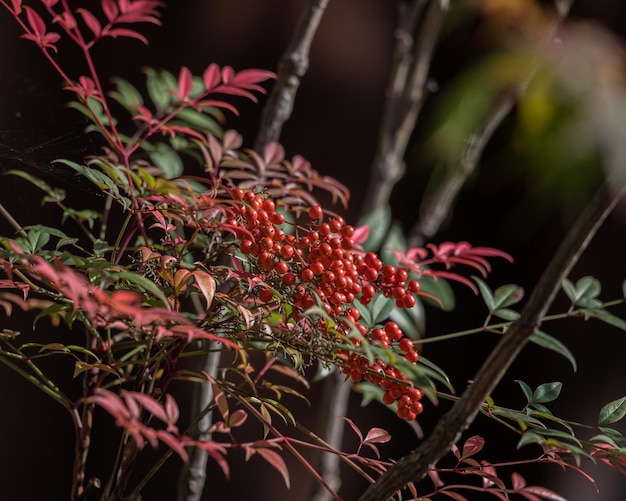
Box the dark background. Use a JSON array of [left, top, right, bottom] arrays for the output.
[[1, 1, 626, 500]]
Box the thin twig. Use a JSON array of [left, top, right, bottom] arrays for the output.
[[407, 0, 575, 247], [360, 0, 448, 217], [254, 0, 331, 152], [358, 178, 626, 500]]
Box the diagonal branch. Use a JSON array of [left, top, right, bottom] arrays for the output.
[[358, 177, 626, 500], [255, 0, 331, 152]]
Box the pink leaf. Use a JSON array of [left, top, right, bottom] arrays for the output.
[[101, 0, 118, 22], [192, 270, 216, 309], [10, 0, 22, 15], [428, 469, 444, 488], [156, 430, 188, 462], [440, 491, 469, 501], [41, 0, 59, 6], [461, 435, 485, 460], [24, 6, 45, 35], [164, 394, 180, 425], [105, 28, 148, 44], [352, 225, 369, 244], [232, 68, 276, 85], [522, 486, 568, 501], [227, 409, 248, 428], [78, 8, 101, 38], [256, 448, 290, 488], [342, 416, 363, 442], [123, 391, 169, 423], [203, 63, 221, 90], [195, 441, 230, 478], [363, 427, 392, 444], [263, 142, 285, 165], [512, 472, 527, 490], [177, 66, 193, 101], [221, 65, 235, 84]]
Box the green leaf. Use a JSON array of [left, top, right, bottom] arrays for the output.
[[584, 308, 626, 331], [529, 331, 577, 372], [598, 397, 626, 425], [474, 277, 495, 311], [516, 380, 534, 402], [358, 206, 391, 252], [418, 275, 455, 311], [110, 76, 144, 111], [369, 294, 395, 326], [492, 284, 524, 309], [175, 108, 222, 136], [145, 67, 175, 111], [112, 271, 171, 308], [389, 298, 425, 340], [380, 222, 406, 265], [149, 142, 184, 179], [566, 276, 602, 307], [531, 382, 562, 404], [491, 407, 546, 430], [492, 308, 520, 321]]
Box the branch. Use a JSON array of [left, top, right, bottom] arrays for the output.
[[360, 0, 449, 217], [407, 0, 575, 247], [358, 178, 626, 500], [254, 0, 331, 152], [176, 342, 222, 501], [408, 90, 518, 247], [307, 371, 353, 501]]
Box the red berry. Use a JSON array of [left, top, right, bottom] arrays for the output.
[[408, 280, 420, 293], [274, 261, 289, 275], [282, 273, 296, 286], [399, 338, 413, 353], [300, 268, 315, 282], [258, 287, 273, 303], [308, 205, 323, 219], [232, 187, 245, 200]]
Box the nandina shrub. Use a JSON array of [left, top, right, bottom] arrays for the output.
[[1, 2, 626, 501]]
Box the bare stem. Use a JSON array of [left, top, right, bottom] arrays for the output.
[[358, 179, 626, 500], [254, 0, 331, 152], [307, 371, 352, 501], [360, 0, 448, 217], [176, 341, 222, 501]]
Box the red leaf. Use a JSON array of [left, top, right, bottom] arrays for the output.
[[156, 430, 188, 462], [203, 63, 221, 90], [78, 8, 102, 38], [227, 409, 248, 428], [461, 435, 485, 460], [41, 0, 59, 6], [195, 440, 230, 479], [101, 0, 118, 22], [221, 65, 235, 83], [24, 6, 46, 35], [105, 27, 148, 44], [363, 427, 392, 444], [440, 491, 469, 501], [10, 0, 22, 15], [522, 486, 568, 501], [428, 469, 444, 488], [232, 68, 276, 85], [256, 448, 290, 488], [192, 270, 216, 309], [512, 472, 527, 490], [123, 390, 169, 423], [164, 394, 180, 425], [263, 142, 285, 165], [342, 416, 363, 442], [177, 66, 193, 101]]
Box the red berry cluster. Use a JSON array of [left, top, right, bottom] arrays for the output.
[[229, 188, 424, 420]]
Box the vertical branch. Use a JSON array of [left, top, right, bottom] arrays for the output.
[[360, 0, 449, 217], [177, 341, 222, 501], [307, 371, 352, 501], [254, 0, 331, 151], [358, 179, 626, 500]]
